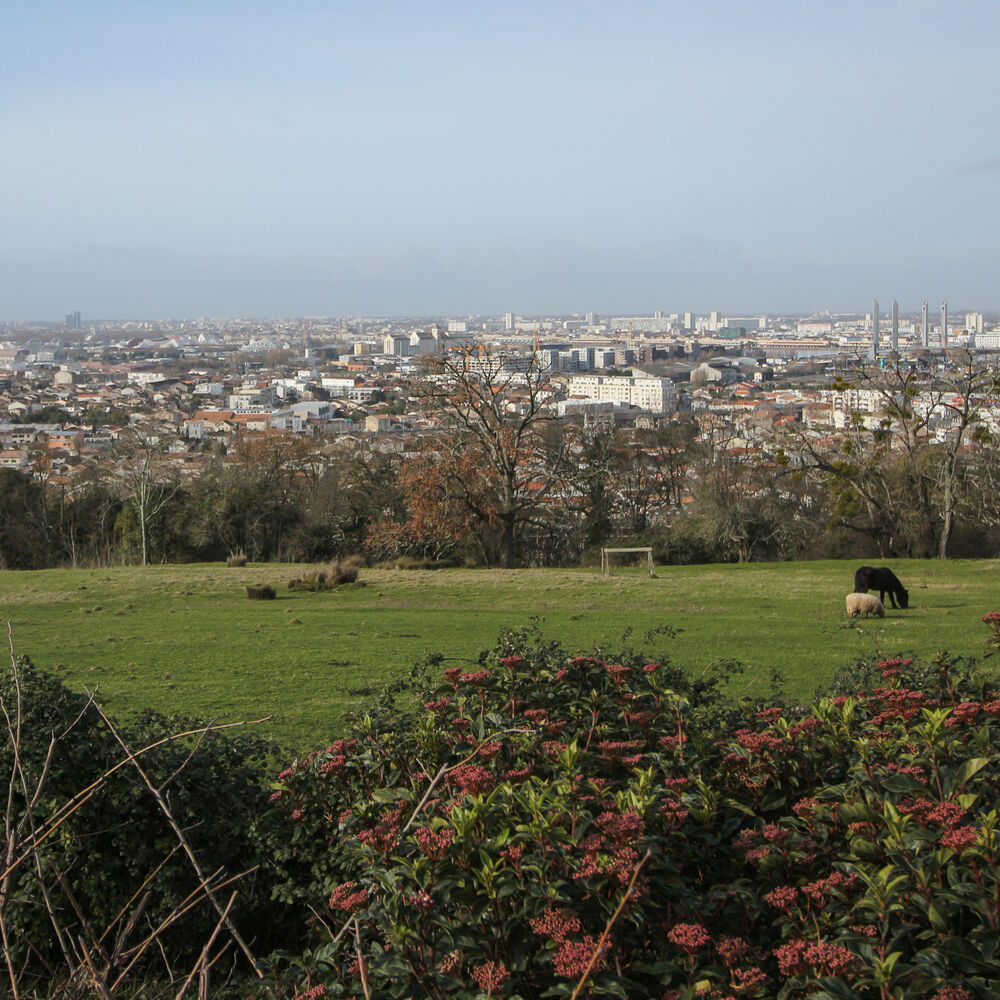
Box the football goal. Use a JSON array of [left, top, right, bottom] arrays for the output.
[[600, 547, 656, 577]]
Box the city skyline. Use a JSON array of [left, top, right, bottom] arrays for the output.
[[4, 1, 1000, 321]]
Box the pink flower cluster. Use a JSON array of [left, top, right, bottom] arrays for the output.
[[604, 663, 632, 686], [357, 805, 405, 856], [529, 906, 581, 942], [470, 960, 509, 994], [552, 935, 610, 978], [318, 739, 358, 776], [436, 951, 461, 975], [667, 922, 711, 955], [596, 739, 644, 765], [409, 890, 433, 911], [765, 885, 798, 911], [501, 762, 533, 782], [659, 798, 690, 828], [731, 966, 767, 991], [460, 669, 491, 685], [415, 825, 455, 861], [941, 825, 978, 852], [716, 936, 750, 965], [450, 763, 494, 797], [624, 709, 656, 731], [328, 880, 368, 914], [801, 871, 859, 905], [501, 844, 524, 867], [595, 809, 643, 843], [293, 985, 326, 1000], [774, 938, 857, 977], [930, 986, 973, 1000]]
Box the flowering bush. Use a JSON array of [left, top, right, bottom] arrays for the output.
[[258, 619, 1000, 999]]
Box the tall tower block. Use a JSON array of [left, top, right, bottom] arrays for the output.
[[872, 299, 880, 358], [921, 301, 929, 348], [941, 300, 948, 350], [891, 299, 899, 353]]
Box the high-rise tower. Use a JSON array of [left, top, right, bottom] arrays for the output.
[[941, 300, 948, 350], [891, 299, 899, 353], [921, 301, 929, 348], [872, 299, 880, 358]]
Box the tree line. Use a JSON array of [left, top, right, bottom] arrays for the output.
[[3, 352, 1000, 570]]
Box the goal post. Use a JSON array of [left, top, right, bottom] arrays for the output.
[[601, 547, 656, 578]]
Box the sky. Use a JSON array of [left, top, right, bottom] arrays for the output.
[[3, 0, 1000, 321]]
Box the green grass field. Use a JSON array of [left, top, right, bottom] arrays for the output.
[[2, 559, 998, 750]]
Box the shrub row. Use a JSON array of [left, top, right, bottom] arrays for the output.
[[258, 619, 1000, 1000], [7, 617, 1000, 998]]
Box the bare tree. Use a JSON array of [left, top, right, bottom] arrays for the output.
[[798, 352, 1000, 558], [930, 350, 1000, 557], [114, 430, 180, 566], [416, 347, 563, 568]]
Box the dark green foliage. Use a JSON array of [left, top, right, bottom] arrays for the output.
[[0, 657, 287, 992], [0, 468, 54, 568], [19, 404, 72, 424]]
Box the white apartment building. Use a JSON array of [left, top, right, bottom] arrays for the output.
[[322, 376, 358, 397], [228, 384, 276, 412], [193, 382, 224, 396], [566, 375, 676, 414]]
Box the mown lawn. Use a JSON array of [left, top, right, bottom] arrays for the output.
[[2, 559, 998, 750]]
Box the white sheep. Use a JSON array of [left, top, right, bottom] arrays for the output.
[[846, 593, 885, 618]]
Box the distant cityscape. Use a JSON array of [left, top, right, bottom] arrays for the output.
[[3, 301, 999, 491], [5, 299, 1000, 362]]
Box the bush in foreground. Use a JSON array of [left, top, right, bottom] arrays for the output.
[[259, 619, 1000, 999], [0, 657, 286, 995]]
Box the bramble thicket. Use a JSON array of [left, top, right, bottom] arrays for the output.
[[5, 615, 1000, 998]]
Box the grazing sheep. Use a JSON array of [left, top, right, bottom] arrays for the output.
[[846, 593, 884, 618]]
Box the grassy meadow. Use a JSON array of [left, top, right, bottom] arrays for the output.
[[1, 558, 998, 750]]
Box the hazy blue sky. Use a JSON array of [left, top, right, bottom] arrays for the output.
[[3, 0, 999, 320]]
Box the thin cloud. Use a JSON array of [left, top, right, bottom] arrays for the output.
[[956, 156, 1000, 176]]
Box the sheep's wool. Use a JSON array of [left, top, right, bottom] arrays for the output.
[[846, 593, 884, 618]]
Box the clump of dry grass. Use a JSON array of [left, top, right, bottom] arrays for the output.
[[245, 584, 276, 600], [227, 550, 248, 567], [288, 561, 358, 592]]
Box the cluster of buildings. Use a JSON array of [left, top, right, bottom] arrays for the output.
[[1, 304, 998, 489]]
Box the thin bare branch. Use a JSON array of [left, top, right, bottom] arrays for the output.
[[93, 706, 264, 979], [111, 867, 257, 989], [2, 715, 273, 885], [568, 849, 651, 1000], [174, 890, 237, 1000], [354, 918, 372, 1000]]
